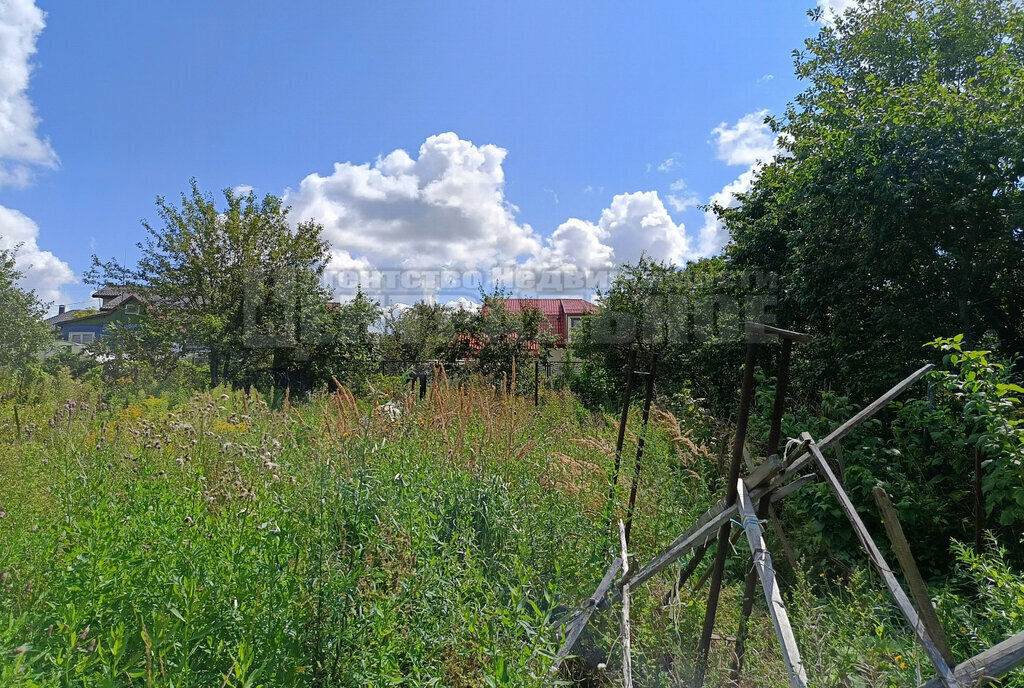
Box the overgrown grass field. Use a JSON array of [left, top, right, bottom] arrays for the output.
[[1, 372, 1021, 686]]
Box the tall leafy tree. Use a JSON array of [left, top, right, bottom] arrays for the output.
[[0, 244, 52, 380], [724, 0, 1024, 395], [89, 181, 347, 389]]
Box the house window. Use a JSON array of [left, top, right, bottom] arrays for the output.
[[70, 332, 95, 345], [567, 316, 583, 340], [124, 304, 140, 315]]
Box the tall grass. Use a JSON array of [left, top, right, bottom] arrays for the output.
[[1, 372, 1021, 686]]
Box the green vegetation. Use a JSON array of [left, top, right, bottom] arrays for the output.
[[0, 246, 51, 380], [2, 347, 1023, 686], [3, 1, 1023, 685]]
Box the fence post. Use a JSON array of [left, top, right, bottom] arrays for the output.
[[534, 360, 539, 408], [695, 340, 759, 685], [606, 350, 638, 529], [624, 354, 657, 545]]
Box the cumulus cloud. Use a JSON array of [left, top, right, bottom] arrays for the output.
[[285, 133, 695, 301], [698, 111, 782, 256], [817, 0, 857, 24], [0, 204, 75, 304], [711, 109, 777, 167], [232, 184, 254, 197], [657, 157, 677, 173], [285, 132, 543, 280], [536, 191, 689, 269], [0, 0, 58, 186]]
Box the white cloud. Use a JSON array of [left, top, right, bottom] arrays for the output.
[[232, 184, 254, 197], [666, 178, 700, 213], [817, 0, 857, 24], [657, 157, 677, 172], [711, 109, 777, 167], [285, 132, 543, 281], [758, 73, 774, 83], [530, 190, 691, 271], [284, 133, 704, 301], [698, 110, 783, 256], [0, 0, 58, 186], [697, 168, 758, 257], [0, 204, 75, 304], [444, 296, 479, 312]]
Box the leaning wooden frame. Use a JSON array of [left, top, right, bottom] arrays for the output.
[[549, 360, 1024, 686]]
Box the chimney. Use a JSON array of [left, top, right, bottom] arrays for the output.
[[58, 305, 66, 315]]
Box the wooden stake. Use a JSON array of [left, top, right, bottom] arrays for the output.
[[606, 351, 637, 527], [974, 446, 985, 552], [624, 354, 657, 545], [918, 629, 1024, 688], [549, 556, 623, 676], [873, 486, 955, 666], [696, 341, 759, 684], [736, 480, 809, 687], [806, 436, 956, 687], [618, 520, 634, 688]]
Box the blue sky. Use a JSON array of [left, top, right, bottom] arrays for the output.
[[0, 0, 850, 311]]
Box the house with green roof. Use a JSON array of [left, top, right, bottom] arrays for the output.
[[46, 287, 145, 347]]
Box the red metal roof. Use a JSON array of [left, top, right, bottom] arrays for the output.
[[496, 298, 597, 346]]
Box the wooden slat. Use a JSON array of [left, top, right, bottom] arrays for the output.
[[919, 630, 1024, 688], [806, 437, 956, 687], [624, 499, 727, 591], [620, 365, 930, 601], [742, 321, 813, 343], [737, 480, 809, 687], [779, 364, 933, 482], [873, 486, 954, 665], [618, 520, 634, 688], [549, 556, 623, 675], [771, 474, 815, 503], [745, 454, 784, 489]]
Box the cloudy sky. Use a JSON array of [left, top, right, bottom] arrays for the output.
[[0, 0, 854, 310]]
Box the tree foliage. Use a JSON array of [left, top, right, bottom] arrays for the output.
[[89, 181, 378, 392], [0, 244, 52, 381], [724, 0, 1024, 395], [445, 288, 555, 388]]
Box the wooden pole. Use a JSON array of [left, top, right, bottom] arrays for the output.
[[534, 360, 539, 408], [624, 354, 657, 545], [807, 437, 956, 686], [549, 556, 623, 676], [919, 629, 1024, 688], [606, 350, 638, 527], [736, 480, 809, 687], [734, 337, 794, 679], [696, 341, 759, 684], [873, 486, 954, 666], [974, 446, 985, 552], [618, 520, 634, 688], [607, 366, 932, 607]]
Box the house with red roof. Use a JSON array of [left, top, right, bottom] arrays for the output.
[[498, 298, 597, 359]]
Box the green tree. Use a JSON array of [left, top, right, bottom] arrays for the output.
[[380, 301, 457, 362], [572, 255, 772, 413], [724, 0, 1024, 396], [0, 244, 52, 382], [446, 288, 555, 389], [89, 180, 346, 390]]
